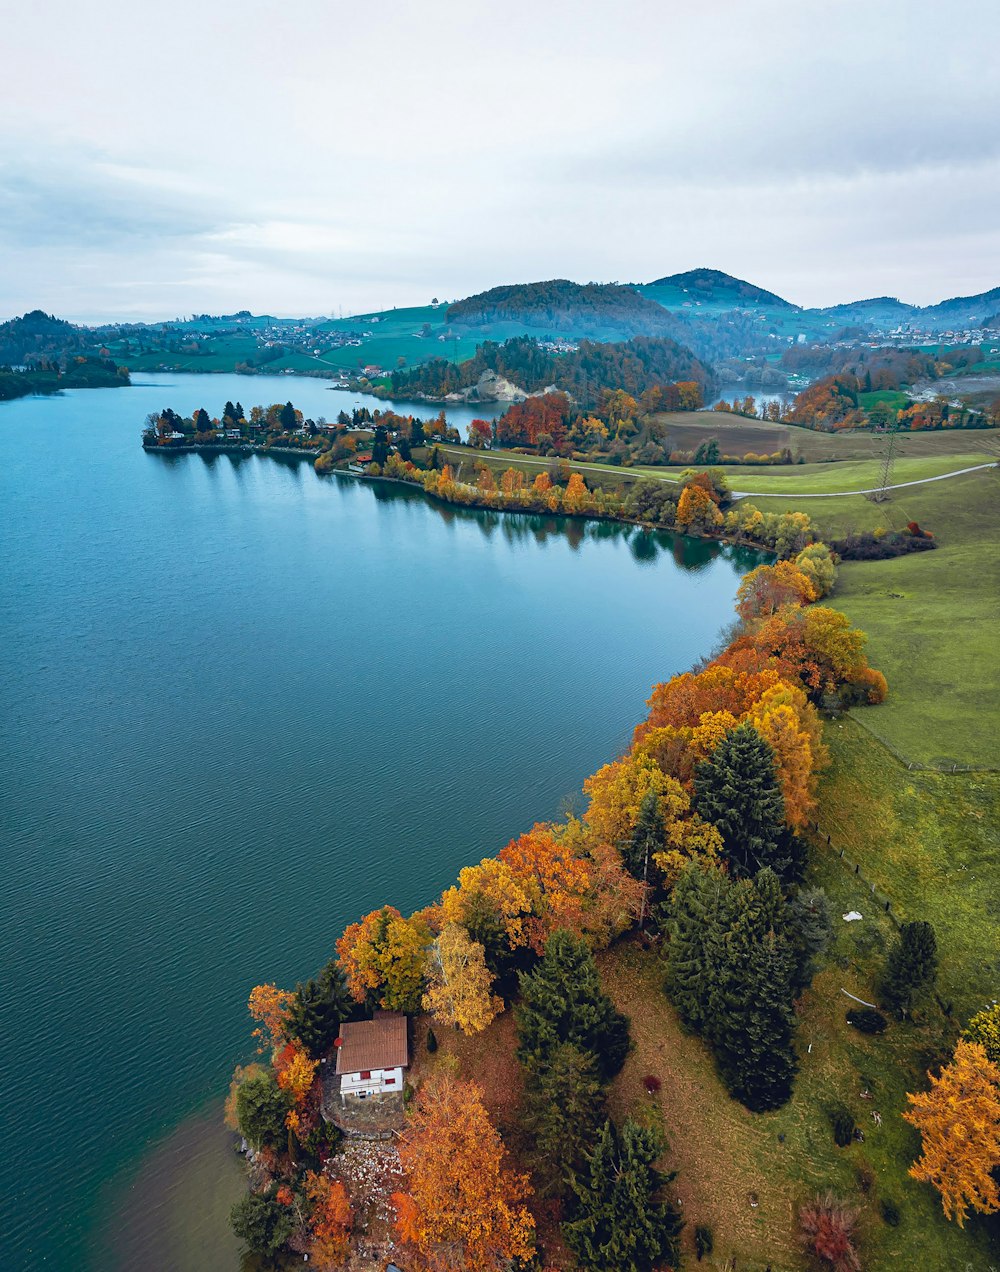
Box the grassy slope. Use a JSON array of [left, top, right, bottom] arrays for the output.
[[754, 466, 1000, 766]]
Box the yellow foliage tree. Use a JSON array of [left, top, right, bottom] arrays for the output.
[[422, 923, 503, 1035], [904, 1040, 1000, 1226]]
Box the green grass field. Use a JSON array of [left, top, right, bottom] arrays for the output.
[[754, 466, 1000, 767]]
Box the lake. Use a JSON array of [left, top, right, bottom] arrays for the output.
[[0, 371, 764, 1270]]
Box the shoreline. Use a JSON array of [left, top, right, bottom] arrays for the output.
[[142, 439, 776, 556]]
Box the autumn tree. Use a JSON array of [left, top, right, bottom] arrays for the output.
[[422, 922, 503, 1034], [676, 481, 723, 532], [248, 983, 295, 1053], [693, 723, 787, 877], [516, 929, 630, 1081], [964, 1003, 1000, 1065], [336, 906, 431, 1012], [393, 1075, 535, 1270], [795, 542, 837, 598], [437, 856, 531, 983], [904, 1040, 1000, 1226], [304, 1171, 353, 1270], [736, 560, 816, 621], [499, 824, 591, 953], [563, 1118, 682, 1272], [467, 418, 492, 448]]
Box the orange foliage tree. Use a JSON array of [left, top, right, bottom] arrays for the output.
[[498, 824, 592, 953], [248, 983, 295, 1053], [393, 1075, 535, 1271], [304, 1171, 353, 1270], [904, 1039, 1000, 1226], [336, 906, 431, 1012], [736, 560, 817, 620]]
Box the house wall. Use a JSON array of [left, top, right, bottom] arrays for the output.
[[340, 1066, 404, 1099]]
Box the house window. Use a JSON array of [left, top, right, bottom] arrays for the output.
[[383, 1076, 396, 1086], [360, 1070, 371, 1080]]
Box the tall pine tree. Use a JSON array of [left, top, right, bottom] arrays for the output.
[[563, 1118, 682, 1271], [881, 920, 938, 1016], [522, 1042, 605, 1197], [516, 929, 630, 1081], [664, 860, 735, 1034], [693, 723, 786, 877], [286, 960, 355, 1059], [712, 871, 798, 1111]]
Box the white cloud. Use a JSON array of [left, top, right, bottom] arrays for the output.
[[0, 0, 997, 318]]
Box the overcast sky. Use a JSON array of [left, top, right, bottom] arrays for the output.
[[2, 0, 998, 322]]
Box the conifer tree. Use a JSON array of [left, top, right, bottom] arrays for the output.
[[286, 960, 355, 1059], [522, 1043, 605, 1197], [788, 885, 833, 989], [881, 920, 938, 1016], [693, 723, 786, 877], [712, 871, 798, 1110], [563, 1118, 682, 1272], [516, 930, 630, 1081], [663, 860, 735, 1034]]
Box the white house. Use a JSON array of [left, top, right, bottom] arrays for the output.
[[335, 1012, 408, 1102]]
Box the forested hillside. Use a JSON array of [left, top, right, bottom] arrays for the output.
[[385, 334, 714, 406]]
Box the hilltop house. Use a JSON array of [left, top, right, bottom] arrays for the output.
[[334, 1012, 408, 1102]]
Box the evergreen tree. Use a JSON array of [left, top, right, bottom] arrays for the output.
[[285, 959, 355, 1058], [563, 1118, 682, 1272], [235, 1070, 291, 1151], [712, 873, 798, 1110], [223, 399, 237, 422], [230, 1191, 294, 1262], [279, 400, 297, 431], [522, 1043, 605, 1197], [787, 885, 833, 989], [881, 920, 938, 1016], [235, 401, 244, 421], [371, 423, 390, 465], [516, 930, 630, 1081], [664, 860, 735, 1034], [693, 723, 786, 877]]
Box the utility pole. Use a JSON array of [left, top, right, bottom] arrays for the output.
[[872, 416, 900, 502]]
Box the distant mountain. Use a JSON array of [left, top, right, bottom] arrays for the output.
[[916, 285, 1000, 328], [644, 269, 797, 310], [446, 279, 686, 340]]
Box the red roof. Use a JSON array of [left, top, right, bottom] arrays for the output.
[[335, 1013, 408, 1074]]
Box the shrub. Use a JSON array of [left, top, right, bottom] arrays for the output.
[[643, 1074, 662, 1096], [426, 1027, 438, 1053], [694, 1224, 714, 1260], [855, 1161, 874, 1195], [828, 1101, 856, 1148], [880, 1196, 901, 1226], [799, 1193, 861, 1271], [846, 1008, 887, 1035]]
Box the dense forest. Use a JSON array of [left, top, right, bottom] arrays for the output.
[[446, 280, 688, 339], [0, 310, 91, 366], [386, 334, 714, 407]]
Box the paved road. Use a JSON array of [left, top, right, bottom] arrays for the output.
[[440, 448, 997, 500]]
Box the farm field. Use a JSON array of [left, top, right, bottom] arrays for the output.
[[655, 410, 1000, 464]]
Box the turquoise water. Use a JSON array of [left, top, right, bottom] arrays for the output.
[[0, 372, 763, 1270]]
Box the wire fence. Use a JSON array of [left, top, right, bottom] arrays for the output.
[[843, 710, 1000, 774], [806, 820, 955, 1017]]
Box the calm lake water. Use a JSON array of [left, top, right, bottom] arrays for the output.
[[0, 372, 763, 1270]]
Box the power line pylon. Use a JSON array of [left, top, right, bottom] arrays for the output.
[[872, 417, 900, 502]]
